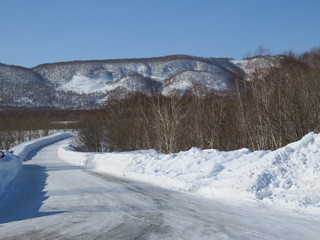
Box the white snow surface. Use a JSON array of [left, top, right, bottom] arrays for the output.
[[58, 132, 320, 214], [58, 74, 111, 94], [0, 132, 71, 198]]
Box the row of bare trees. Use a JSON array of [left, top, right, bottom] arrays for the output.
[[76, 94, 230, 153], [0, 110, 79, 149], [244, 51, 320, 149], [76, 48, 320, 153]]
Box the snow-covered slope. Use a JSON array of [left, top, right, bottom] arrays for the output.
[[0, 55, 286, 109], [162, 71, 229, 96], [0, 63, 53, 108], [58, 132, 320, 214], [34, 56, 243, 101], [33, 56, 240, 86], [1, 55, 245, 109], [233, 55, 283, 81]]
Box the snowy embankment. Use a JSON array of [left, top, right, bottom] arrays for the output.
[[59, 132, 320, 214], [0, 132, 71, 198], [0, 151, 21, 199]]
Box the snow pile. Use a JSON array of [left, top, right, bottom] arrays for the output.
[[248, 133, 320, 210], [58, 132, 320, 213], [0, 132, 71, 198]]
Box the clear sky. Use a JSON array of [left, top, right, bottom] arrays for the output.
[[1, 0, 320, 67]]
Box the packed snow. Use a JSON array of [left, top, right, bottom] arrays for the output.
[[0, 133, 71, 198], [58, 132, 320, 214]]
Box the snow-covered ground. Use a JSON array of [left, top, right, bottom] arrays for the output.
[[58, 132, 320, 215], [0, 132, 71, 198], [2, 131, 320, 216], [3, 139, 320, 239]]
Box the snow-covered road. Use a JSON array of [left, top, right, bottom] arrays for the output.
[[0, 139, 320, 240]]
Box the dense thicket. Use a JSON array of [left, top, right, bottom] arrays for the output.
[[77, 48, 320, 153]]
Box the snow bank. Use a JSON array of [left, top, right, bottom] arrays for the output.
[[58, 132, 320, 214], [0, 151, 22, 198], [11, 132, 71, 160], [0, 132, 71, 198]]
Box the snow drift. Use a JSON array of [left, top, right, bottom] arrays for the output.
[[59, 132, 320, 213], [0, 132, 71, 198]]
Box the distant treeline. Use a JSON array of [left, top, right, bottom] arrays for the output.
[[0, 110, 80, 149], [76, 48, 320, 153]]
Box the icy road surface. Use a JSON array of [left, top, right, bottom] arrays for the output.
[[0, 139, 320, 240]]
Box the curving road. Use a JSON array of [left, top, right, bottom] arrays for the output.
[[0, 139, 320, 239]]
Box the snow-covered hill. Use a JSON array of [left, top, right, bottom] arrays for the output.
[[0, 63, 53, 108], [33, 55, 244, 103], [0, 55, 247, 109], [233, 55, 283, 81], [0, 55, 283, 109]]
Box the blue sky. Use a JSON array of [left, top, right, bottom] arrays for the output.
[[0, 0, 319, 67]]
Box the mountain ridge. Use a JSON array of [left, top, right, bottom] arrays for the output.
[[0, 55, 277, 110], [31, 54, 233, 68]]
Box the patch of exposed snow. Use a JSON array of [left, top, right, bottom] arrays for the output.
[[15, 97, 33, 104], [59, 74, 111, 94]]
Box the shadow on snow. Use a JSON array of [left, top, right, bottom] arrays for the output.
[[0, 140, 68, 225]]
